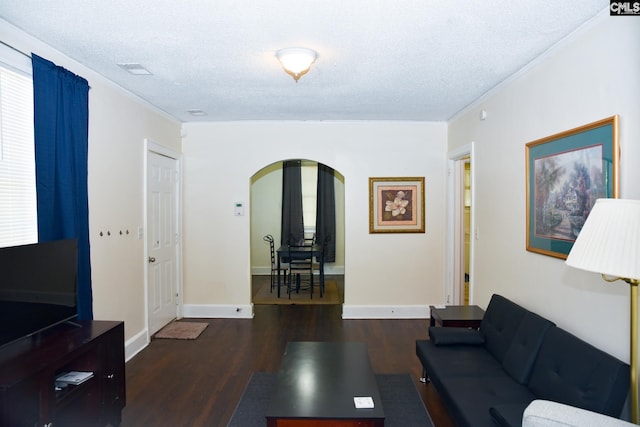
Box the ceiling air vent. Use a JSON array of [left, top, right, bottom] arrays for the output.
[[117, 63, 152, 75]]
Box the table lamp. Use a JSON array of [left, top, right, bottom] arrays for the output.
[[565, 198, 640, 423]]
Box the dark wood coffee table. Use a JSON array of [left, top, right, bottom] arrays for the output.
[[266, 342, 385, 426]]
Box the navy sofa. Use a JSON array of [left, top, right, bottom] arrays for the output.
[[415, 294, 630, 427]]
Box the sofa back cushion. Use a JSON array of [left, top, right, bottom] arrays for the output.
[[480, 294, 528, 364], [501, 312, 554, 384], [528, 327, 630, 417]]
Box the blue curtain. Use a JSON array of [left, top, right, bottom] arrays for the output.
[[32, 54, 92, 320]]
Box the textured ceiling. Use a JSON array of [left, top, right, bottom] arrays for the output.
[[0, 1, 605, 122]]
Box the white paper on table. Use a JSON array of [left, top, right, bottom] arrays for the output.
[[353, 396, 375, 408]]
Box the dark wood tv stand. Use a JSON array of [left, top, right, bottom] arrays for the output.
[[0, 320, 125, 426]]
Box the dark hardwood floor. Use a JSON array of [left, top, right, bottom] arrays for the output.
[[251, 274, 345, 302], [122, 283, 455, 426]]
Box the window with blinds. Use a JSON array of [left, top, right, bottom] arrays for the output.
[[301, 161, 317, 234], [0, 64, 37, 247]]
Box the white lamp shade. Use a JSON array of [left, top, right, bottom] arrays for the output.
[[565, 198, 640, 280], [276, 47, 317, 81]]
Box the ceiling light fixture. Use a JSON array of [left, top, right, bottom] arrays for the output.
[[275, 47, 318, 82]]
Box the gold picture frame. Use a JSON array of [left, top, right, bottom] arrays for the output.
[[525, 115, 619, 259], [369, 177, 425, 233]]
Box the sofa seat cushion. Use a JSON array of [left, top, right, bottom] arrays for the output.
[[528, 327, 629, 417], [439, 375, 536, 427], [416, 339, 506, 380]]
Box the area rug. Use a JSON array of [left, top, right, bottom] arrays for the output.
[[253, 279, 341, 305], [154, 321, 208, 340], [227, 373, 434, 426]]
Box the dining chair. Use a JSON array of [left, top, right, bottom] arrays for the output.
[[287, 243, 314, 299], [263, 234, 287, 296], [312, 235, 330, 298]]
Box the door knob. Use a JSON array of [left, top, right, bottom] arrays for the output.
[[148, 257, 156, 263]]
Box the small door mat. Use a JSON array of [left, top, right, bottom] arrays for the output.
[[155, 321, 208, 340]]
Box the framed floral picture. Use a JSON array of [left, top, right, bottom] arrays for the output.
[[525, 116, 619, 259], [369, 177, 425, 233]]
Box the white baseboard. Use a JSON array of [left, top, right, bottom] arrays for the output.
[[325, 265, 345, 275], [182, 304, 254, 319], [252, 267, 272, 275], [125, 328, 149, 362], [181, 303, 427, 319], [342, 305, 430, 319]]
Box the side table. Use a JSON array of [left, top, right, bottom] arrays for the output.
[[429, 305, 485, 329]]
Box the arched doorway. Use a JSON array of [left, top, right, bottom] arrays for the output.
[[249, 159, 345, 304]]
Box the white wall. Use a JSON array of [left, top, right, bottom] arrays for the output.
[[448, 13, 640, 362], [6, 10, 634, 363], [0, 20, 182, 357], [250, 163, 285, 272], [181, 121, 448, 318]]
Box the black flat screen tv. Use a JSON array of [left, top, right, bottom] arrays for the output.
[[0, 239, 78, 349]]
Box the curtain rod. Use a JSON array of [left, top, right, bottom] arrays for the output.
[[0, 40, 31, 59]]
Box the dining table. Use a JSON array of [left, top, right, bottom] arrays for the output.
[[276, 244, 325, 298]]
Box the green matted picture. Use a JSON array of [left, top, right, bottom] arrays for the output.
[[369, 177, 425, 234], [525, 116, 619, 259]]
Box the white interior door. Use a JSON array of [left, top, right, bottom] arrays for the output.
[[447, 143, 474, 306], [147, 150, 179, 335]]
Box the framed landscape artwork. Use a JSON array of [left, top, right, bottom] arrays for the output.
[[525, 116, 619, 259], [369, 177, 425, 233]]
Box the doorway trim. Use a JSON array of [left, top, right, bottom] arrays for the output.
[[144, 139, 183, 342], [446, 142, 475, 305]]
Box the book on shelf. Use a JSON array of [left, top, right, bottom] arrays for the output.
[[55, 371, 94, 386]]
